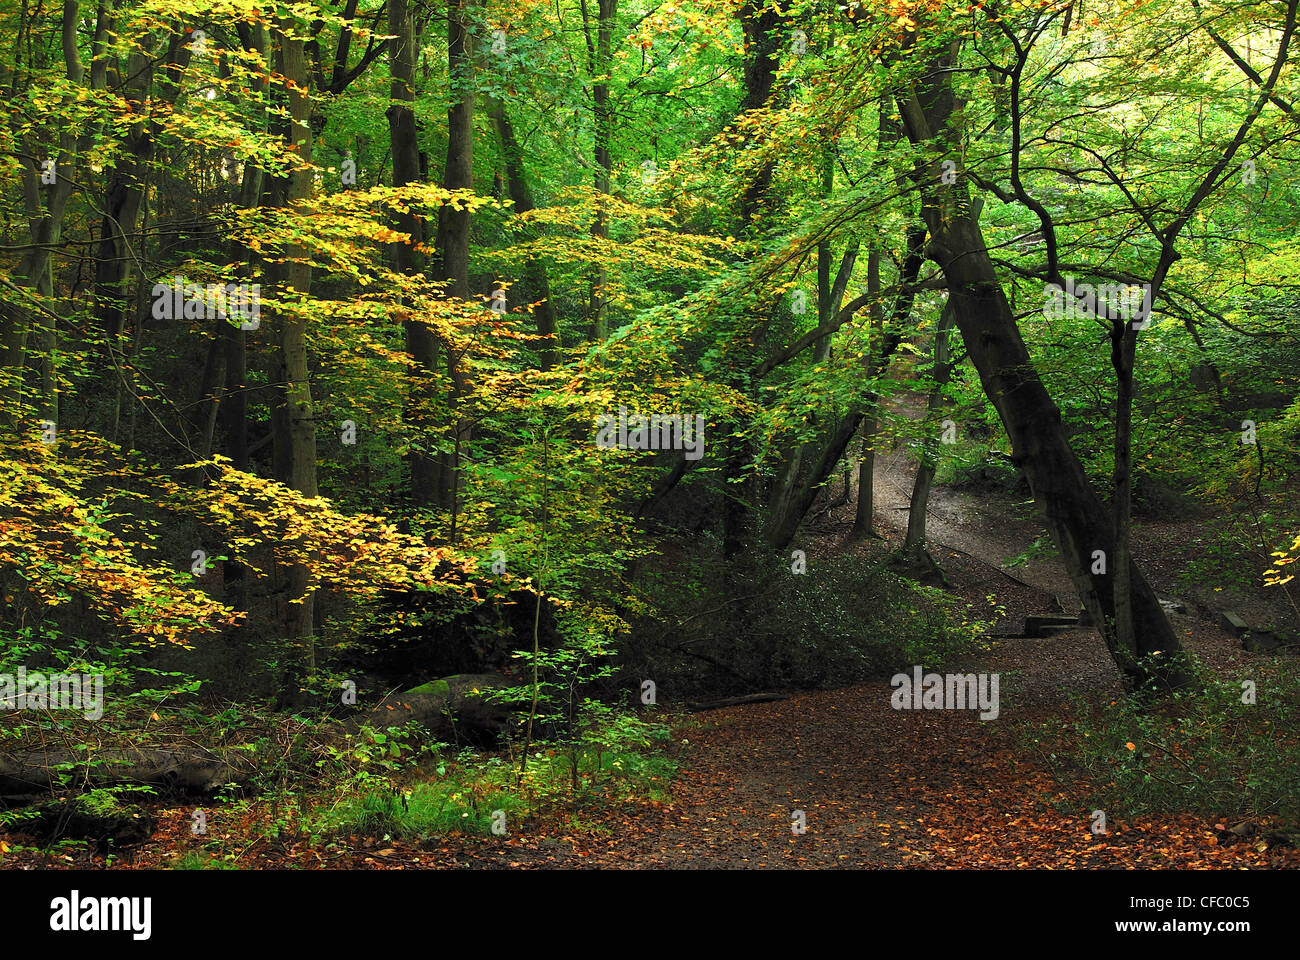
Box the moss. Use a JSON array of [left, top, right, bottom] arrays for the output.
[[404, 678, 452, 699]]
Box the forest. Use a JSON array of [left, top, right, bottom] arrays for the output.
[[0, 0, 1298, 874]]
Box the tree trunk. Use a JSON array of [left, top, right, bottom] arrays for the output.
[[94, 32, 177, 340], [766, 226, 925, 552], [193, 335, 225, 463], [433, 0, 475, 513], [1111, 323, 1138, 661], [763, 231, 857, 541], [275, 17, 319, 668], [34, 268, 57, 425], [718, 0, 790, 556], [588, 0, 617, 339], [218, 23, 268, 475], [761, 139, 852, 541], [895, 46, 1190, 690], [0, 1, 107, 426], [220, 322, 250, 471], [851, 247, 886, 540], [388, 0, 441, 506], [736, 0, 786, 226], [901, 301, 957, 561], [765, 412, 865, 551], [852, 417, 878, 538], [0, 747, 256, 796], [491, 98, 558, 369]]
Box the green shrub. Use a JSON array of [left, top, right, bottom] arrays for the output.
[[309, 714, 677, 839], [169, 851, 240, 870], [1033, 660, 1300, 825], [312, 780, 526, 839], [634, 552, 994, 695]]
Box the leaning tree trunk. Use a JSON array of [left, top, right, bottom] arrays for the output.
[[765, 412, 866, 551], [895, 45, 1192, 692], [927, 230, 1187, 689], [764, 151, 858, 538], [766, 226, 926, 552]]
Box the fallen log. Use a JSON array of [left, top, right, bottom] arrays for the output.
[[687, 693, 789, 712], [0, 674, 517, 800], [0, 746, 256, 796]]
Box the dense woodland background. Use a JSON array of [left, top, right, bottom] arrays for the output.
[[1, 0, 1299, 868]]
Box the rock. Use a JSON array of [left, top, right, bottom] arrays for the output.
[[1219, 611, 1250, 637], [364, 673, 514, 747]]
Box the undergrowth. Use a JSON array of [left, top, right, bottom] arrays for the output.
[[1029, 657, 1300, 827]]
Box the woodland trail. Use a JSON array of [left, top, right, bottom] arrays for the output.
[[866, 394, 1078, 601], [401, 445, 1294, 870], [58, 641, 1298, 869], [416, 631, 1294, 869]]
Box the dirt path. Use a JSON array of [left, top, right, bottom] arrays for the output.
[[420, 627, 1291, 868], [853, 391, 1259, 627], [413, 467, 1291, 870], [870, 417, 1078, 601], [80, 629, 1288, 869]]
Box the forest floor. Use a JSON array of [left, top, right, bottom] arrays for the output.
[[57, 625, 1292, 870], [9, 431, 1297, 870], [19, 644, 1297, 869]]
